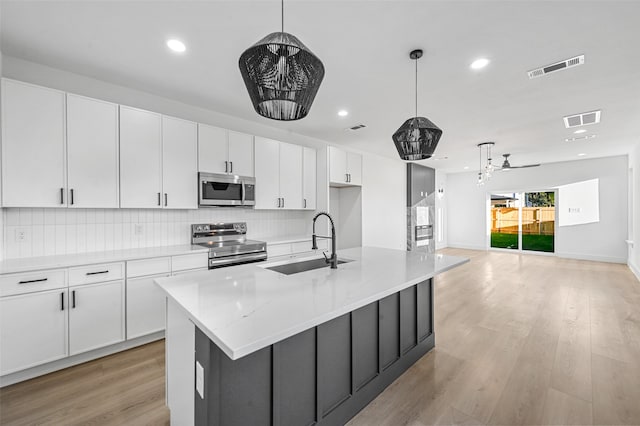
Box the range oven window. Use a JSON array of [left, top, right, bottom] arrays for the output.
[[202, 181, 242, 201]]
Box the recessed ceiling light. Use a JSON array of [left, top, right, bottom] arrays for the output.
[[470, 58, 490, 70], [463, 166, 469, 170], [577, 153, 587, 156], [167, 39, 186, 53], [574, 129, 587, 134], [337, 110, 349, 117]]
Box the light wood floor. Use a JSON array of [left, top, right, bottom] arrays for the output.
[[2, 249, 639, 425]]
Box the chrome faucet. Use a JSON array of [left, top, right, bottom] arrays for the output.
[[312, 212, 338, 269]]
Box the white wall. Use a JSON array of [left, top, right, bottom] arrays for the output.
[[361, 153, 406, 250], [629, 143, 640, 280], [447, 155, 629, 263], [0, 56, 408, 258]]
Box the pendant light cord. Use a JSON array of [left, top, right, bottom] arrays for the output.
[[415, 57, 418, 118], [281, 0, 284, 33]]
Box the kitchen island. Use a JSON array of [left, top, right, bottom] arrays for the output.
[[156, 246, 468, 426]]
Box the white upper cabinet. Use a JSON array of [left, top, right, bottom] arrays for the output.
[[228, 131, 254, 177], [254, 137, 304, 210], [254, 137, 281, 209], [119, 106, 163, 208], [1, 79, 67, 207], [329, 146, 362, 186], [162, 116, 198, 209], [279, 142, 303, 210], [302, 147, 317, 210], [198, 124, 227, 174], [66, 94, 119, 208], [198, 124, 254, 177]]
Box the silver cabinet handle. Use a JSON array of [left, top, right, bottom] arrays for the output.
[[230, 161, 233, 174], [60, 188, 64, 205], [157, 192, 161, 206], [164, 193, 168, 207], [304, 198, 307, 208], [277, 198, 281, 208], [61, 292, 65, 311], [72, 290, 76, 309], [70, 189, 74, 205], [282, 197, 285, 208], [225, 161, 229, 173]]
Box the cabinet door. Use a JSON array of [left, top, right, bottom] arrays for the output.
[[198, 124, 228, 174], [119, 106, 163, 208], [126, 274, 168, 339], [0, 289, 68, 375], [347, 152, 363, 186], [329, 146, 347, 184], [254, 137, 281, 209], [69, 280, 124, 355], [1, 79, 66, 207], [279, 142, 303, 210], [302, 147, 317, 210], [67, 94, 119, 208], [162, 116, 198, 209], [228, 131, 254, 177]]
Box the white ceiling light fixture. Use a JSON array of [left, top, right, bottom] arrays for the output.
[[338, 110, 349, 117], [463, 166, 469, 170], [578, 153, 587, 156], [470, 58, 490, 70], [476, 141, 495, 186], [574, 129, 587, 134], [166, 39, 186, 53]]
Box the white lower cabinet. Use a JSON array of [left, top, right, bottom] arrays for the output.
[[68, 280, 125, 355], [126, 273, 169, 339], [0, 289, 68, 375]]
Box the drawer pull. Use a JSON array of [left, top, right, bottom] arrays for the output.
[[18, 278, 48, 284], [86, 270, 109, 276]]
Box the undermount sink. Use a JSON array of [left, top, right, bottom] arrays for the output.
[[265, 257, 352, 275]]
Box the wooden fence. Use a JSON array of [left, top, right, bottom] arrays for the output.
[[491, 207, 555, 235]]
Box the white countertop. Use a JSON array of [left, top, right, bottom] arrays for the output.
[[155, 247, 468, 360], [0, 245, 209, 274], [263, 235, 312, 245]]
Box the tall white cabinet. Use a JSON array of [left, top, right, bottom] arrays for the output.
[[120, 107, 197, 209], [302, 147, 317, 210], [329, 146, 362, 186], [66, 94, 120, 208], [1, 79, 67, 207], [254, 137, 305, 210], [198, 124, 254, 177]]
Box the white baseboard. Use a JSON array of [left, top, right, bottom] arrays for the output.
[[447, 243, 486, 251], [0, 331, 164, 387], [555, 252, 627, 264], [629, 260, 640, 283]]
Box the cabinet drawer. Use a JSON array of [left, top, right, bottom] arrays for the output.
[[171, 253, 208, 272], [0, 269, 67, 297], [68, 262, 124, 286], [127, 257, 171, 278], [268, 243, 291, 258]]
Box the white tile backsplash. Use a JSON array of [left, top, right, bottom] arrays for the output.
[[1, 208, 314, 260]]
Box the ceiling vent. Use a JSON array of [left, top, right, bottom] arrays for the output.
[[563, 110, 601, 128], [527, 54, 585, 79], [346, 124, 366, 131]]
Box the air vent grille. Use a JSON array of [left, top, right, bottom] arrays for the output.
[[563, 110, 601, 128], [528, 54, 585, 79], [346, 124, 366, 131]]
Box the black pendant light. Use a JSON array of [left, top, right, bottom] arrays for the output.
[[392, 49, 443, 161], [239, 0, 325, 121]]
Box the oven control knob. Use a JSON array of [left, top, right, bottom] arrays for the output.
[[204, 225, 210, 231]]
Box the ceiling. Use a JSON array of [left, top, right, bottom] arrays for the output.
[[2, 1, 639, 173]]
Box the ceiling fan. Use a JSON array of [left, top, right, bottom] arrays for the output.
[[499, 154, 540, 170]]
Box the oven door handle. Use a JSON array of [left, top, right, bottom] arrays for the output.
[[209, 252, 267, 267]]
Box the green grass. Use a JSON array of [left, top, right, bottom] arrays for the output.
[[491, 233, 554, 253]]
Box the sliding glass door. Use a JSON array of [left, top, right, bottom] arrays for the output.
[[490, 191, 555, 253]]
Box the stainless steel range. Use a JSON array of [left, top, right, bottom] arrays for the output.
[[192, 223, 267, 269]]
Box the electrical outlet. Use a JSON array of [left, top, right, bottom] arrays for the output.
[[15, 228, 28, 242], [134, 224, 144, 236]]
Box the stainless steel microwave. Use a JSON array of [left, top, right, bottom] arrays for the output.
[[198, 173, 256, 207]]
